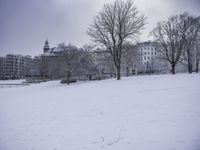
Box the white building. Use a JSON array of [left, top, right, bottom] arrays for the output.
[[136, 41, 169, 73]]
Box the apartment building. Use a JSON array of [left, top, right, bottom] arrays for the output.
[[136, 41, 169, 73], [0, 54, 39, 79], [5, 54, 25, 79], [0, 57, 6, 79]]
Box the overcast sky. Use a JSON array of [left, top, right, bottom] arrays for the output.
[[0, 0, 200, 56]]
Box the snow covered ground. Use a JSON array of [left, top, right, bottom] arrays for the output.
[[0, 79, 27, 88], [0, 79, 25, 84], [0, 74, 200, 150]]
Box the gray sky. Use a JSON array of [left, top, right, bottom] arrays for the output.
[[0, 0, 200, 56]]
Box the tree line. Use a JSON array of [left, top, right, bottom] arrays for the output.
[[152, 12, 200, 74], [87, 0, 200, 79], [41, 0, 200, 83]]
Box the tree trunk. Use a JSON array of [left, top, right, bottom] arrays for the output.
[[171, 63, 175, 74], [188, 61, 193, 74], [116, 65, 121, 80], [89, 75, 92, 80], [66, 72, 71, 85], [188, 63, 190, 73], [113, 56, 121, 80], [196, 43, 199, 73], [196, 61, 199, 73], [126, 67, 129, 77]]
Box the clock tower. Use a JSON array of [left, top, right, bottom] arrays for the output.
[[43, 39, 50, 54]]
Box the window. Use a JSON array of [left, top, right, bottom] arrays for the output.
[[144, 56, 146, 60], [144, 52, 146, 55]]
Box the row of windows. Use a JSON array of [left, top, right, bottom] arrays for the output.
[[143, 56, 151, 60], [141, 52, 156, 55], [140, 61, 152, 65], [140, 47, 155, 51]]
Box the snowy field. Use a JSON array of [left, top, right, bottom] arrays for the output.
[[0, 80, 27, 89], [0, 79, 25, 84], [0, 74, 200, 150]]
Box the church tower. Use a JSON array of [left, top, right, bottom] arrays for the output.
[[43, 39, 50, 54]]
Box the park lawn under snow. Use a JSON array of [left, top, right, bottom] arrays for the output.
[[0, 74, 200, 150]]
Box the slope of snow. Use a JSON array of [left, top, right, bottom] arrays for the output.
[[0, 79, 25, 84], [0, 74, 200, 150], [0, 79, 27, 88]]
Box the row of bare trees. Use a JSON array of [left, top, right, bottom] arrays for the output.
[[39, 0, 200, 83], [87, 0, 200, 79], [152, 12, 200, 74]]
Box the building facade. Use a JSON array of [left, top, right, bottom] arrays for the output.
[[0, 57, 6, 79], [136, 41, 169, 73], [0, 54, 42, 79], [4, 54, 25, 79]]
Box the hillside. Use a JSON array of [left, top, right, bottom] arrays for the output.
[[0, 74, 200, 150]]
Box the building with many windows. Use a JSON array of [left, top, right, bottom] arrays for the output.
[[137, 41, 157, 65], [136, 41, 169, 73], [5, 54, 25, 79], [0, 57, 6, 79], [0, 54, 41, 79]]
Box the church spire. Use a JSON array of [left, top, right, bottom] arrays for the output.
[[43, 38, 50, 54]]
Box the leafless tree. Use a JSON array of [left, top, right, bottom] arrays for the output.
[[180, 13, 200, 73], [58, 43, 85, 84], [152, 15, 186, 74], [87, 0, 146, 80]]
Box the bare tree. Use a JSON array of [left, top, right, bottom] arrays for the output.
[[87, 0, 146, 80], [58, 43, 85, 84], [180, 13, 200, 73], [152, 15, 185, 74]]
